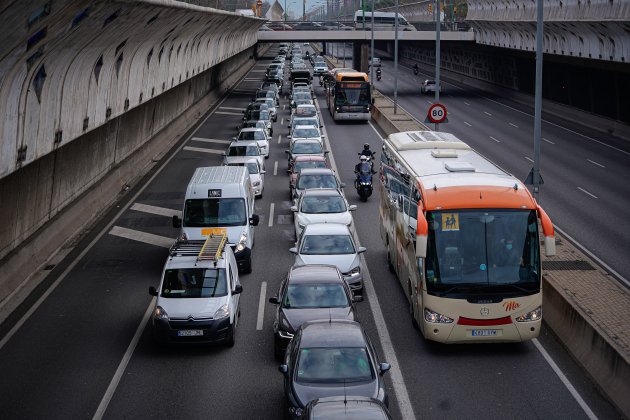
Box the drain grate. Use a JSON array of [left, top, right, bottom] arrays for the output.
[[543, 260, 595, 271]]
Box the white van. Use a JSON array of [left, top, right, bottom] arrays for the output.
[[149, 234, 242, 346], [172, 166, 259, 273]]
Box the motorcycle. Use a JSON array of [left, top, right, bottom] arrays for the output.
[[376, 69, 382, 81], [354, 160, 373, 202]]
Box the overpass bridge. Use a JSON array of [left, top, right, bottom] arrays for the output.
[[257, 29, 474, 42]]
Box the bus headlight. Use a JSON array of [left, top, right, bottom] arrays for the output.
[[515, 306, 542, 322], [424, 308, 454, 324]]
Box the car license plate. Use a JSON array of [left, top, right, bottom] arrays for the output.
[[201, 228, 227, 236], [471, 329, 499, 337], [177, 330, 203, 337]]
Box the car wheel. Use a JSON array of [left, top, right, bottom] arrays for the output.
[[225, 324, 235, 347], [242, 256, 252, 274], [274, 337, 284, 361]]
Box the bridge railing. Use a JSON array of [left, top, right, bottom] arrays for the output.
[[263, 20, 471, 32]]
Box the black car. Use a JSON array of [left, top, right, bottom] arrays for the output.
[[279, 320, 390, 419], [301, 396, 393, 419], [269, 265, 357, 359]]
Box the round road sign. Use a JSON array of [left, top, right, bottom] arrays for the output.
[[427, 103, 447, 124]]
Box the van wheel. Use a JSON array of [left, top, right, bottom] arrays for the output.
[[225, 325, 235, 347], [242, 257, 252, 274]]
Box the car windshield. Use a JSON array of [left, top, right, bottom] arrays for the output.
[[238, 131, 266, 141], [161, 268, 227, 298], [293, 128, 320, 138], [183, 198, 247, 227], [425, 209, 541, 297], [297, 174, 338, 189], [301, 195, 346, 213], [301, 234, 355, 255], [292, 142, 322, 154], [248, 110, 270, 121], [283, 283, 349, 308], [297, 347, 373, 383], [295, 107, 317, 117], [294, 161, 326, 172], [248, 104, 267, 111], [227, 145, 259, 157], [293, 93, 312, 101], [292, 119, 318, 129], [228, 162, 259, 174]]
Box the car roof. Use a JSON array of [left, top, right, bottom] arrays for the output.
[[296, 104, 316, 110], [299, 320, 366, 348], [301, 188, 342, 197], [229, 140, 258, 147], [225, 157, 260, 165], [288, 264, 343, 284], [291, 139, 321, 145], [308, 397, 390, 419], [302, 222, 351, 235], [239, 127, 265, 133], [294, 125, 319, 130], [294, 155, 326, 162], [299, 168, 334, 175]]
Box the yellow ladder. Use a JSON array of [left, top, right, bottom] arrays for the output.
[[198, 233, 228, 261]]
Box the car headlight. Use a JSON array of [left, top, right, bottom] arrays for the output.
[[213, 304, 230, 319], [424, 308, 454, 324], [236, 232, 247, 252], [179, 232, 187, 241], [515, 306, 542, 322], [253, 181, 261, 187], [154, 306, 169, 320], [348, 266, 360, 275]]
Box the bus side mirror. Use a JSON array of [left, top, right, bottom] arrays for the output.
[[537, 204, 556, 256], [415, 207, 428, 258], [415, 235, 427, 258]]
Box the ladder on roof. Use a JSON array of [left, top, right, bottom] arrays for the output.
[[169, 233, 227, 262]]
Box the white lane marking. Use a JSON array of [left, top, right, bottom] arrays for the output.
[[109, 226, 173, 248], [243, 78, 259, 81], [277, 134, 282, 145], [509, 122, 519, 128], [314, 96, 416, 420], [130, 203, 180, 218], [587, 159, 606, 168], [273, 161, 278, 176], [268, 203, 275, 227], [190, 137, 231, 144], [283, 104, 286, 111], [220, 106, 244, 111], [464, 121, 472, 127], [214, 111, 243, 116], [577, 187, 598, 199], [251, 70, 267, 72], [481, 95, 630, 156], [280, 117, 284, 125], [484, 111, 492, 116], [256, 282, 268, 331], [554, 225, 630, 288], [525, 156, 534, 163], [93, 300, 155, 420], [464, 101, 470, 106], [425, 100, 433, 105], [490, 136, 500, 143], [543, 137, 556, 145], [532, 339, 598, 420], [183, 146, 224, 155]]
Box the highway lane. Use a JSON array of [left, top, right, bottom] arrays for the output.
[[371, 58, 630, 285], [0, 46, 619, 420]]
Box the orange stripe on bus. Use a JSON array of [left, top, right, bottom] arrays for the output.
[[421, 186, 536, 211]]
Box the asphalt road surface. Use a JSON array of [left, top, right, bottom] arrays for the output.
[[0, 46, 621, 420]]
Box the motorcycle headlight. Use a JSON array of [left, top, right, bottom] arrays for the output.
[[154, 306, 169, 320], [424, 308, 454, 324], [213, 304, 230, 319], [515, 306, 542, 322]]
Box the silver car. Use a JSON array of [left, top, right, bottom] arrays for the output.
[[288, 125, 325, 145], [290, 223, 365, 299], [291, 189, 356, 238], [224, 141, 264, 170], [234, 127, 270, 158]]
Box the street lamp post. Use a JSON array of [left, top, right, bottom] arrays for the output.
[[393, 0, 399, 113]]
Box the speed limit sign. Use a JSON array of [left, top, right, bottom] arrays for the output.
[[427, 103, 448, 124]]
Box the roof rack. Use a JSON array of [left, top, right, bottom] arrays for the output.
[[169, 233, 228, 262]]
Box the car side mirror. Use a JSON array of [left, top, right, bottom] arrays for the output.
[[324, 150, 329, 155], [172, 215, 182, 228], [289, 247, 298, 254], [232, 284, 243, 295], [232, 137, 237, 141], [287, 136, 292, 140], [149, 286, 158, 296], [269, 296, 279, 304], [285, 150, 290, 154], [358, 246, 367, 254], [260, 170, 266, 174], [349, 205, 357, 211], [278, 364, 289, 375], [250, 214, 260, 226], [290, 206, 298, 212], [339, 182, 346, 188], [379, 362, 391, 375]]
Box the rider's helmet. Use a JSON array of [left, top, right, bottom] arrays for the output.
[[360, 155, 368, 161], [363, 143, 370, 150]]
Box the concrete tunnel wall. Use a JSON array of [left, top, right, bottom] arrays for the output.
[[0, 0, 264, 262]]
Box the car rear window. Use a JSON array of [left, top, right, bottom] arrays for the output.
[[301, 195, 346, 213], [301, 234, 355, 255], [296, 347, 373, 383], [283, 284, 349, 308]]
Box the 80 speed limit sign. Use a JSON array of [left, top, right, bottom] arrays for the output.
[[427, 103, 448, 124]]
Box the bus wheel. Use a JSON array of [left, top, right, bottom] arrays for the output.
[[386, 238, 394, 273], [409, 286, 420, 330]]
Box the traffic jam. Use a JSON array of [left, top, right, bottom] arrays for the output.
[[149, 42, 392, 419]]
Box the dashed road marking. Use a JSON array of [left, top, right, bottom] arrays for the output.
[[215, 111, 244, 116], [525, 156, 534, 163], [268, 203, 275, 227], [509, 122, 519, 128], [577, 187, 598, 199], [278, 134, 282, 144], [183, 146, 224, 155], [190, 137, 231, 144], [130, 203, 180, 218], [464, 101, 470, 106], [108, 226, 173, 248], [490, 136, 500, 143], [280, 117, 284, 125], [219, 106, 244, 111], [587, 159, 605, 168], [464, 121, 472, 127], [484, 111, 492, 116], [543, 137, 556, 145], [273, 161, 278, 176], [256, 282, 267, 330]]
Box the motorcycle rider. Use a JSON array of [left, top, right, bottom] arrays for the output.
[[359, 143, 376, 160], [376, 67, 382, 80], [413, 63, 419, 75]]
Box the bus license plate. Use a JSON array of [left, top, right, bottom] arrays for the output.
[[471, 329, 499, 337], [177, 330, 203, 337]]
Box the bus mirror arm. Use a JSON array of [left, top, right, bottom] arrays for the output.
[[537, 204, 556, 256]]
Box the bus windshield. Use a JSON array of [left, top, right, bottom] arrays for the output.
[[334, 84, 371, 106], [424, 209, 540, 297]]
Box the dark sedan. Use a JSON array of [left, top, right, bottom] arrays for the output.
[[301, 396, 393, 420], [279, 320, 390, 419], [269, 265, 357, 359]]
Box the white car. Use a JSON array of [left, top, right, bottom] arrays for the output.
[[291, 104, 320, 126], [255, 98, 278, 121], [290, 223, 366, 299], [235, 127, 270, 158], [421, 79, 442, 94], [224, 140, 264, 170], [225, 157, 266, 198], [288, 116, 321, 135], [288, 125, 324, 145], [149, 235, 242, 345], [291, 189, 356, 238]]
